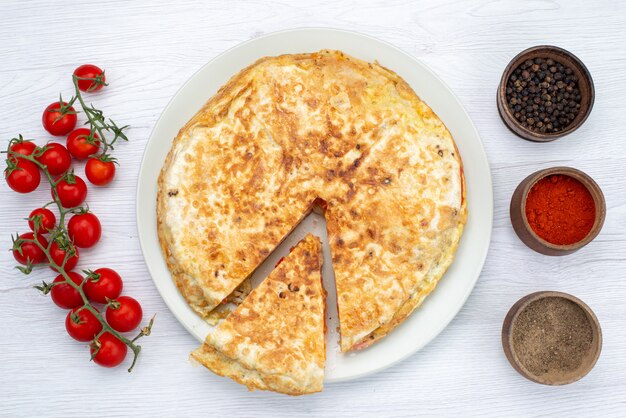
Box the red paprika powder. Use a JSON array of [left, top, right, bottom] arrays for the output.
[[525, 174, 595, 245]]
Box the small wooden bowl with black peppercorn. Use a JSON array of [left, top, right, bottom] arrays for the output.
[[497, 45, 595, 141], [510, 167, 605, 256], [502, 291, 602, 385]]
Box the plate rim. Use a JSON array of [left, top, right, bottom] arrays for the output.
[[136, 27, 493, 383]]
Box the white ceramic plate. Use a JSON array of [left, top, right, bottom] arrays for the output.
[[137, 28, 492, 383]]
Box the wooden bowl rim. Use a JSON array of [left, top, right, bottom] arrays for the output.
[[497, 45, 595, 142], [502, 291, 602, 385]]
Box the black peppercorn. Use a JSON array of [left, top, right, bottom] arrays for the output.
[[505, 57, 582, 134]]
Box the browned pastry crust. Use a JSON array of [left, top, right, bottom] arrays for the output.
[[158, 50, 466, 352]]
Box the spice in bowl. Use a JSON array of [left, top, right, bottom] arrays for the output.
[[502, 292, 602, 385], [506, 58, 581, 134], [512, 297, 593, 376], [510, 167, 605, 255], [525, 174, 595, 245]]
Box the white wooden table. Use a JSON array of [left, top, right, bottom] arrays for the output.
[[1, 1, 625, 416]]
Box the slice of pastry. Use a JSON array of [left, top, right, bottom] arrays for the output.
[[190, 234, 326, 395]]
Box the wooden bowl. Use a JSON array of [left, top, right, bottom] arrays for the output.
[[502, 291, 602, 385], [510, 167, 605, 256], [497, 45, 594, 142]]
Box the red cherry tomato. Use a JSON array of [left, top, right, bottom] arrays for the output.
[[65, 307, 102, 342], [5, 159, 41, 193], [28, 208, 56, 234], [67, 212, 101, 248], [66, 128, 100, 160], [36, 143, 72, 176], [73, 64, 106, 92], [10, 140, 36, 156], [50, 272, 84, 309], [85, 157, 115, 186], [12, 232, 48, 265], [52, 175, 87, 208], [90, 332, 127, 368], [42, 102, 77, 136], [84, 268, 123, 303], [49, 240, 79, 272], [106, 296, 143, 333]]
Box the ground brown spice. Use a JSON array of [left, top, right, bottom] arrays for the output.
[[512, 297, 593, 377]]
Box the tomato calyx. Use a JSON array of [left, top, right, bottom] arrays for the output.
[[53, 234, 74, 252], [84, 269, 101, 283], [7, 134, 36, 156], [105, 297, 121, 310], [50, 236, 79, 271], [11, 245, 34, 275], [4, 137, 32, 171], [90, 153, 118, 169], [95, 153, 118, 164], [33, 280, 55, 295], [3, 153, 22, 177], [28, 214, 44, 231], [9, 134, 33, 145], [139, 316, 155, 338], [58, 169, 77, 186], [33, 143, 51, 155], [77, 129, 100, 147], [69, 308, 85, 325], [48, 94, 79, 125], [69, 205, 91, 216], [11, 234, 25, 255], [89, 333, 105, 360], [10, 232, 45, 274], [75, 70, 108, 92], [27, 207, 57, 235]]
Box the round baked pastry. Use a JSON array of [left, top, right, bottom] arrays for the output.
[[158, 50, 466, 352]]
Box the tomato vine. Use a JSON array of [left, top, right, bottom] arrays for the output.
[[4, 69, 153, 372]]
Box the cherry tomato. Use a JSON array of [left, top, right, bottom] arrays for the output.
[[52, 175, 87, 208], [73, 64, 106, 92], [65, 307, 102, 342], [42, 102, 77, 136], [66, 128, 100, 160], [36, 143, 71, 176], [106, 296, 142, 333], [90, 332, 127, 368], [5, 159, 41, 193], [12, 232, 48, 265], [50, 272, 84, 309], [67, 212, 101, 248], [85, 157, 115, 186], [49, 240, 79, 272], [10, 140, 36, 156], [84, 268, 123, 303], [28, 208, 56, 234]]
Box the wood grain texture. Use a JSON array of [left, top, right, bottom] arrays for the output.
[[1, 0, 625, 416]]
